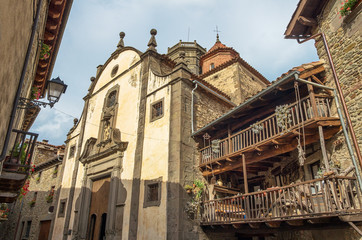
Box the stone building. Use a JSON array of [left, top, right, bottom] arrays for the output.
[[50, 30, 268, 240], [0, 140, 65, 240], [0, 0, 73, 203]]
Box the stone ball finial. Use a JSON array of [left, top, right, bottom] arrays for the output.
[[90, 76, 95, 82], [150, 29, 157, 36], [147, 29, 158, 51], [73, 118, 78, 125], [117, 31, 125, 49]]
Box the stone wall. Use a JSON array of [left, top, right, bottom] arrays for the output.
[[0, 0, 48, 156], [194, 88, 232, 132], [203, 62, 266, 105], [0, 143, 64, 240], [312, 0, 361, 171]]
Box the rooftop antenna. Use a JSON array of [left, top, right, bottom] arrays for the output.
[[187, 27, 190, 42], [214, 25, 221, 42]]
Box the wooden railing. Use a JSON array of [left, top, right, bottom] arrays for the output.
[[202, 176, 362, 224], [199, 96, 333, 165]]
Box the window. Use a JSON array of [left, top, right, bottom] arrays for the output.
[[210, 63, 215, 70], [69, 145, 75, 158], [111, 64, 119, 78], [150, 99, 164, 122], [58, 199, 67, 217], [24, 221, 32, 238], [144, 177, 162, 207], [107, 91, 117, 107]]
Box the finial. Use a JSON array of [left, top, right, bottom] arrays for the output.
[[147, 28, 157, 51], [214, 26, 221, 42], [117, 32, 125, 49], [90, 76, 95, 82]]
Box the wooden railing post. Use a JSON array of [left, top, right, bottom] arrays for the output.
[[228, 124, 232, 155], [307, 81, 319, 118]]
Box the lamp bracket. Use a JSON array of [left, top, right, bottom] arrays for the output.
[[17, 97, 54, 109]]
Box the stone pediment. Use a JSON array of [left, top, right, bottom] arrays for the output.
[[80, 128, 128, 164]]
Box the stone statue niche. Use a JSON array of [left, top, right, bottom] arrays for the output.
[[97, 85, 120, 148]]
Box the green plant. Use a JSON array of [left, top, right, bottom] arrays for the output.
[[40, 42, 50, 60], [29, 200, 36, 207], [35, 176, 40, 182], [339, 0, 358, 17], [46, 194, 53, 203], [193, 179, 204, 201], [31, 87, 41, 100], [184, 185, 193, 193], [11, 142, 29, 165]]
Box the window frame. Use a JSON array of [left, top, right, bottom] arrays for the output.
[[143, 177, 162, 208], [58, 198, 67, 218], [150, 98, 164, 122]]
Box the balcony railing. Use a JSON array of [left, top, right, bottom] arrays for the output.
[[202, 176, 362, 225], [199, 96, 334, 166], [2, 129, 38, 173]]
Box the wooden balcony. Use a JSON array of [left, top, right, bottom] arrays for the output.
[[198, 95, 341, 176], [0, 130, 38, 203], [201, 176, 362, 227]]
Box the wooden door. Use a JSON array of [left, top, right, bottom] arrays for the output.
[[87, 177, 110, 240], [38, 220, 51, 240]]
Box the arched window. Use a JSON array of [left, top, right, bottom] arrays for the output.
[[107, 91, 117, 107]]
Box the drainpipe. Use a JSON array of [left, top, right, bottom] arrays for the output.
[[0, 0, 44, 162], [191, 83, 198, 133], [297, 33, 362, 172], [295, 77, 362, 191]]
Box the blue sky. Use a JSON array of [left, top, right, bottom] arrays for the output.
[[31, 0, 319, 145]]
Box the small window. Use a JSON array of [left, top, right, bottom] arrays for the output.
[[210, 63, 215, 70], [25, 221, 32, 238], [107, 91, 117, 107], [111, 65, 119, 78], [58, 199, 67, 217], [144, 177, 162, 207], [69, 145, 75, 158], [150, 99, 164, 122]]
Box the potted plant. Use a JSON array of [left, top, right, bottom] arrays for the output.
[[45, 194, 53, 203], [339, 0, 360, 17], [30, 87, 41, 100], [40, 42, 50, 60], [0, 204, 9, 219]]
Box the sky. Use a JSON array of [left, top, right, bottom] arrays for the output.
[[30, 0, 319, 146]]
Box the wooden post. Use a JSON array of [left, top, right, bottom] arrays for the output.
[[307, 80, 319, 118], [318, 125, 330, 171], [242, 154, 249, 193], [228, 124, 232, 155]]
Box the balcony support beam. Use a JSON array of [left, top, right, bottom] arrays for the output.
[[318, 125, 330, 172], [242, 154, 248, 193]]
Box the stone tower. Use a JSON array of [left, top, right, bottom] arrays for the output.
[[167, 40, 206, 75]]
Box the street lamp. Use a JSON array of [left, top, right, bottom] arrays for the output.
[[18, 77, 67, 109]]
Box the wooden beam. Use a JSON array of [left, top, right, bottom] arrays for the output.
[[286, 219, 304, 226], [265, 221, 281, 228], [299, 66, 325, 79], [225, 157, 233, 162], [317, 120, 341, 126], [318, 125, 330, 171], [242, 154, 248, 193], [297, 16, 317, 26]]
